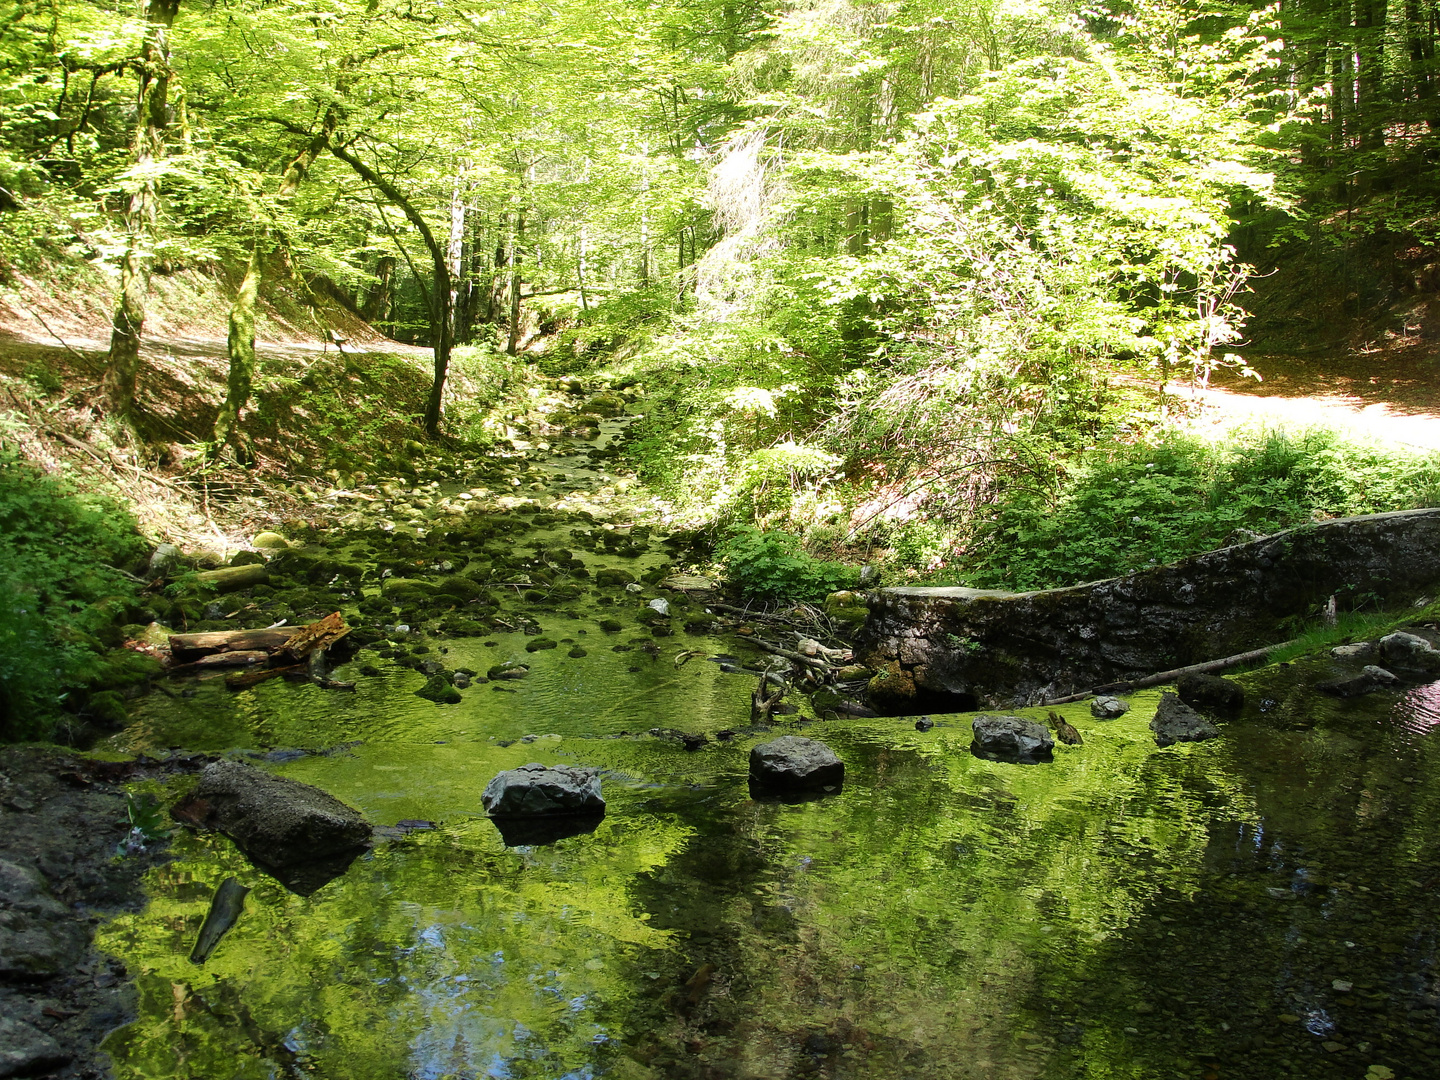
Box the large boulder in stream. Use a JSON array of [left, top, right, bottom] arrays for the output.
[[749, 736, 844, 794], [1378, 631, 1440, 671], [483, 763, 605, 817], [1150, 693, 1219, 747], [970, 716, 1053, 763], [179, 761, 372, 893]]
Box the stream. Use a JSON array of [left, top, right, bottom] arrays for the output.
[[88, 399, 1440, 1080]]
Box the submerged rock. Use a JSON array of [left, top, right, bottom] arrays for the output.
[[181, 761, 372, 889], [1317, 665, 1401, 698], [1177, 672, 1245, 714], [749, 736, 844, 793], [1090, 695, 1130, 720], [1150, 693, 1219, 747], [482, 763, 606, 818], [970, 715, 1053, 763]]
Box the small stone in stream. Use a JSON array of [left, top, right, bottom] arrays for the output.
[[1378, 631, 1440, 671], [647, 597, 670, 616], [598, 618, 623, 633], [487, 661, 529, 680], [915, 717, 934, 731], [0, 1016, 69, 1077], [525, 637, 558, 652], [416, 674, 461, 705], [750, 736, 844, 793], [482, 763, 605, 817], [1090, 695, 1130, 720], [716, 729, 736, 740], [625, 583, 644, 594], [1150, 692, 1220, 747], [1176, 672, 1245, 714], [358, 664, 382, 678], [452, 673, 471, 689], [253, 531, 290, 550], [568, 647, 587, 658], [971, 716, 1054, 763]]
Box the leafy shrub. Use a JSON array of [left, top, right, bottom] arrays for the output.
[[715, 526, 856, 601], [965, 429, 1440, 589], [0, 453, 146, 739]]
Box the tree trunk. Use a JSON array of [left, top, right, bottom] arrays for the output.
[[506, 204, 525, 356], [361, 255, 396, 322], [213, 126, 333, 454], [447, 163, 468, 344], [103, 0, 180, 424], [213, 243, 260, 457], [328, 141, 453, 436]]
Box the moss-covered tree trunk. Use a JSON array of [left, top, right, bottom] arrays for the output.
[[213, 126, 333, 455], [103, 0, 180, 424]]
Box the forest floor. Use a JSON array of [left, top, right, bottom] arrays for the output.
[[1167, 345, 1440, 450]]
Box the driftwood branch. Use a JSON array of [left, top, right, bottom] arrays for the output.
[[1041, 639, 1300, 706]]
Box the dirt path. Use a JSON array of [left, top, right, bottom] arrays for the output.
[[1168, 347, 1440, 451]]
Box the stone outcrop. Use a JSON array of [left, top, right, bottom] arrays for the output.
[[856, 508, 1440, 707]]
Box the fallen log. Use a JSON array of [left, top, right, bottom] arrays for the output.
[[752, 638, 829, 670], [1040, 638, 1301, 706], [192, 564, 270, 593], [169, 628, 295, 664]]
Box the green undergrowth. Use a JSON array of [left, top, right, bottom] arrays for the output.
[[962, 428, 1440, 590], [0, 450, 148, 740], [714, 526, 857, 602], [1266, 602, 1440, 666]]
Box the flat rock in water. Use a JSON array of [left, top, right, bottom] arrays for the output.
[[482, 763, 605, 817], [1150, 692, 1220, 747], [185, 760, 372, 869], [971, 715, 1054, 763], [749, 736, 844, 792], [0, 859, 86, 979], [1090, 695, 1130, 720], [1317, 665, 1401, 698], [1177, 672, 1245, 713]]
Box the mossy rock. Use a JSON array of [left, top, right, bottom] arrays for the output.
[[487, 661, 529, 680], [85, 690, 129, 728], [684, 613, 720, 633], [87, 648, 164, 690], [436, 576, 483, 601], [439, 618, 490, 637], [595, 568, 637, 588], [598, 618, 624, 633], [416, 674, 461, 705], [525, 637, 559, 652], [230, 550, 268, 567]]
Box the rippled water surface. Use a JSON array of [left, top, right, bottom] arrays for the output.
[[93, 433, 1440, 1080]]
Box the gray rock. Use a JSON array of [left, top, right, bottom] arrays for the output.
[[1090, 695, 1130, 720], [146, 542, 181, 579], [1177, 672, 1245, 714], [1150, 693, 1220, 747], [749, 736, 844, 791], [0, 1016, 69, 1078], [187, 760, 372, 867], [0, 860, 85, 979], [971, 715, 1054, 762], [482, 763, 605, 817], [1378, 631, 1440, 671], [1331, 642, 1376, 661], [647, 597, 670, 616], [1317, 665, 1401, 698]]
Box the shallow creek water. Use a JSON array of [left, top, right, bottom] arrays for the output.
[[88, 420, 1440, 1080]]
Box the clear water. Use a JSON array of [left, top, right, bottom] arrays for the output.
[[93, 438, 1440, 1080]]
